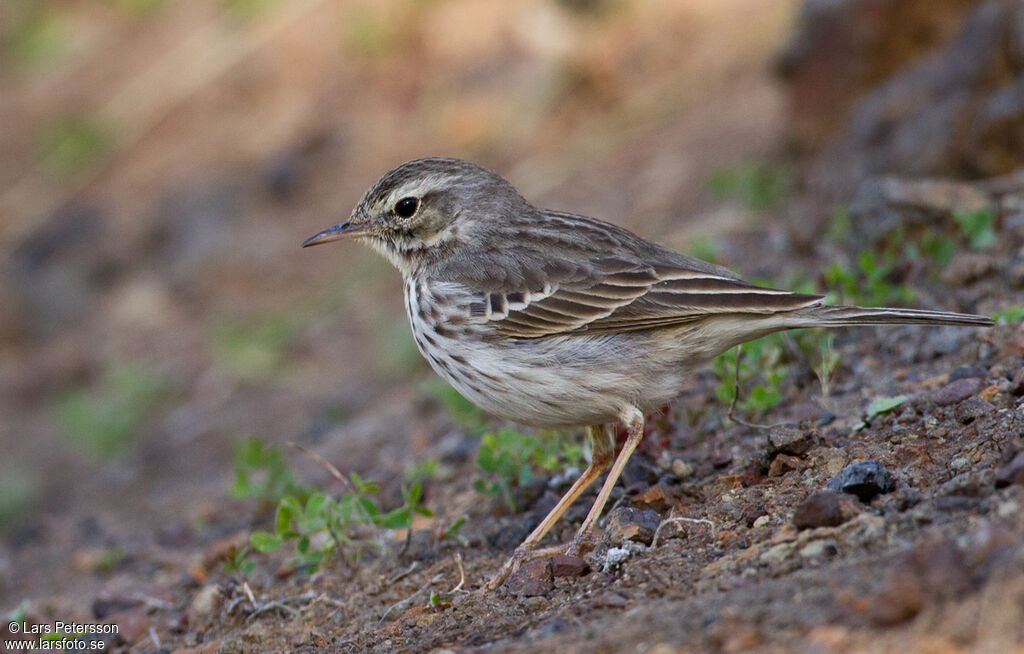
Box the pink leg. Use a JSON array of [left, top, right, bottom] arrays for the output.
[[485, 424, 615, 590]]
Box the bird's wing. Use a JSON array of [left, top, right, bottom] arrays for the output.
[[434, 211, 823, 339], [476, 260, 822, 338]]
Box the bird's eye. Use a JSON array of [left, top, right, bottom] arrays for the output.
[[394, 197, 419, 218]]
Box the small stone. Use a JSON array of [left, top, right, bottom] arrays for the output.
[[954, 397, 993, 424], [995, 450, 1024, 488], [949, 365, 987, 381], [602, 546, 636, 571], [768, 426, 814, 456], [631, 483, 674, 513], [799, 539, 838, 561], [671, 459, 693, 479], [760, 542, 795, 564], [752, 515, 771, 529], [768, 453, 804, 477], [870, 571, 923, 626], [979, 385, 1000, 402], [503, 558, 553, 596], [604, 506, 662, 546], [186, 584, 221, 629], [793, 490, 845, 529], [950, 456, 971, 471], [933, 378, 985, 406], [826, 460, 896, 502], [550, 554, 590, 578]]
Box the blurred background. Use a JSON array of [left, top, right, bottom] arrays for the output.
[[1, 0, 1021, 619]]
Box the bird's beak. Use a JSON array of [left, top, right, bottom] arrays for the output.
[[301, 221, 369, 247]]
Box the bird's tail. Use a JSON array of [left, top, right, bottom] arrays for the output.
[[794, 304, 994, 329]]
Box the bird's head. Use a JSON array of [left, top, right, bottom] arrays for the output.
[[302, 157, 525, 273]]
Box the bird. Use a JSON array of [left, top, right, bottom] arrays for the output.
[[302, 157, 994, 590]]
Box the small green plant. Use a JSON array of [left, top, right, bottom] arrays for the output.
[[914, 230, 956, 267], [993, 306, 1024, 324], [705, 163, 793, 212], [953, 209, 997, 250], [55, 364, 168, 458], [6, 7, 66, 67], [230, 438, 310, 506], [220, 544, 255, 575], [473, 428, 582, 511], [213, 313, 298, 382], [712, 334, 788, 414], [686, 235, 721, 264], [251, 473, 433, 571], [40, 118, 113, 178], [865, 395, 906, 419], [823, 249, 916, 307]]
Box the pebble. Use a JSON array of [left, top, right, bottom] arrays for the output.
[[752, 515, 771, 529], [550, 554, 590, 579], [826, 460, 896, 502], [954, 397, 993, 424], [995, 450, 1024, 488], [768, 453, 804, 477], [605, 507, 663, 546], [760, 542, 795, 564], [799, 539, 838, 561], [933, 378, 985, 406], [503, 558, 553, 596], [768, 427, 814, 456], [793, 490, 845, 529], [186, 584, 221, 629], [602, 545, 638, 571], [671, 459, 693, 479]]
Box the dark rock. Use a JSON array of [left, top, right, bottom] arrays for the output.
[[933, 377, 985, 406], [503, 558, 553, 596], [953, 396, 993, 424], [793, 490, 845, 529], [604, 507, 663, 546], [826, 460, 896, 502], [816, 412, 836, 427], [950, 365, 988, 381], [768, 426, 815, 456], [995, 450, 1024, 488], [550, 554, 590, 578]]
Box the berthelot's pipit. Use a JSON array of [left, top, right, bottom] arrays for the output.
[[303, 157, 993, 589]]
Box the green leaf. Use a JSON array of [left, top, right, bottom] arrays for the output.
[[251, 531, 283, 552], [866, 395, 906, 418]]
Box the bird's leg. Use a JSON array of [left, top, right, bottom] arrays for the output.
[[485, 424, 615, 591], [565, 405, 644, 556]]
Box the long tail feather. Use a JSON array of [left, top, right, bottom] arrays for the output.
[[796, 305, 994, 328]]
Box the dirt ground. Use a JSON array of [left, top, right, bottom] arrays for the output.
[[2, 1, 1024, 653]]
